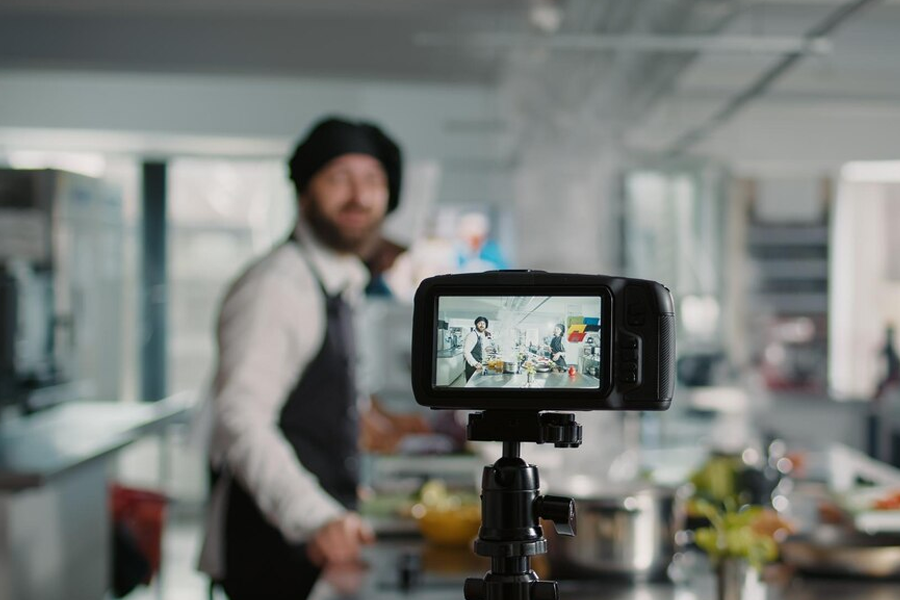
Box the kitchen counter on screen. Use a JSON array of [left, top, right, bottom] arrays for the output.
[[465, 371, 599, 389], [0, 393, 192, 490]]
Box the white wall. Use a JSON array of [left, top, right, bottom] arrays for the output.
[[0, 69, 513, 207], [830, 177, 900, 398]]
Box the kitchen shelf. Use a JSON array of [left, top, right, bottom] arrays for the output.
[[744, 210, 831, 392], [746, 224, 828, 246], [747, 221, 830, 316], [752, 293, 829, 314], [752, 259, 828, 279]]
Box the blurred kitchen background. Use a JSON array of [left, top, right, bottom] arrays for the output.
[[2, 1, 900, 599]]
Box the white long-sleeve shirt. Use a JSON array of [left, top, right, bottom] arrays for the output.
[[463, 330, 486, 367], [198, 218, 369, 578]]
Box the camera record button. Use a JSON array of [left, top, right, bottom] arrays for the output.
[[621, 372, 638, 383], [621, 348, 638, 362]]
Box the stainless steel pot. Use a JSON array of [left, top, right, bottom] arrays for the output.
[[503, 361, 518, 374], [548, 481, 677, 581]]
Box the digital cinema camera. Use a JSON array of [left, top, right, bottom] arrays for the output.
[[410, 271, 676, 600]]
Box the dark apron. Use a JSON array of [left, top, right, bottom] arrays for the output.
[[464, 334, 483, 381], [550, 335, 567, 369], [219, 242, 360, 600]]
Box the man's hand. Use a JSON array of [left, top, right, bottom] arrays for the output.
[[361, 408, 401, 452], [306, 514, 375, 567], [475, 363, 483, 371], [321, 560, 368, 595]]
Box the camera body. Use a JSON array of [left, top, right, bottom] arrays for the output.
[[411, 270, 675, 412]]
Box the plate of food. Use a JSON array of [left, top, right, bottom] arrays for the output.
[[840, 486, 900, 533]]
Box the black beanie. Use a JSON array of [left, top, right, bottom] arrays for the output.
[[288, 116, 403, 214], [475, 316, 489, 328]]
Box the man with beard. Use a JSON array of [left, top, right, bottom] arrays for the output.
[[199, 117, 418, 599], [463, 316, 489, 382]]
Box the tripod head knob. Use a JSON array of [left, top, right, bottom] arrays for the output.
[[534, 495, 577, 537], [540, 413, 582, 448]]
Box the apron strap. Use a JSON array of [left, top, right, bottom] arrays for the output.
[[288, 232, 343, 299]]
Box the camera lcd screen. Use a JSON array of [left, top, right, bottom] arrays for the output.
[[435, 295, 603, 390]]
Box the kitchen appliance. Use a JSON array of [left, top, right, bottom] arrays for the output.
[[548, 481, 678, 581], [450, 328, 463, 349], [0, 169, 123, 413], [437, 319, 448, 351], [503, 361, 518, 374]]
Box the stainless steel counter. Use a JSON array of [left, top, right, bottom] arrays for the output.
[[0, 393, 192, 490], [309, 539, 900, 600], [465, 371, 600, 389], [0, 394, 193, 600]]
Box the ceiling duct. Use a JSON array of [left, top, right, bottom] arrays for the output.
[[414, 32, 833, 55], [665, 0, 885, 155]]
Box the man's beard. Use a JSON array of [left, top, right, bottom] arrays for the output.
[[303, 200, 384, 255]]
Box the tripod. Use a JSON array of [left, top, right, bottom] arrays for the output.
[[463, 411, 582, 600]]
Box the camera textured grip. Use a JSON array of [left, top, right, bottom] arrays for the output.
[[658, 314, 676, 401]]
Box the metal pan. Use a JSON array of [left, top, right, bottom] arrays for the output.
[[780, 527, 900, 579], [547, 480, 677, 581]]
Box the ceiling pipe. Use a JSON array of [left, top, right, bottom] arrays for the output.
[[414, 32, 833, 55], [664, 0, 885, 156]]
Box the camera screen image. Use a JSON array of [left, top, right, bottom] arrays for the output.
[[435, 295, 603, 390]]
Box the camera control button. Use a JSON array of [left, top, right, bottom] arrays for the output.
[[621, 348, 638, 361], [622, 372, 637, 383], [621, 361, 637, 372], [618, 336, 638, 349]]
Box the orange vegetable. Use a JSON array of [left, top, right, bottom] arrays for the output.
[[873, 490, 900, 510]]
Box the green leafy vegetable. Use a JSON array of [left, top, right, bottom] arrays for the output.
[[693, 499, 779, 571]]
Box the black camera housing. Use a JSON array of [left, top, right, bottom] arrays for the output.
[[411, 270, 676, 412]]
